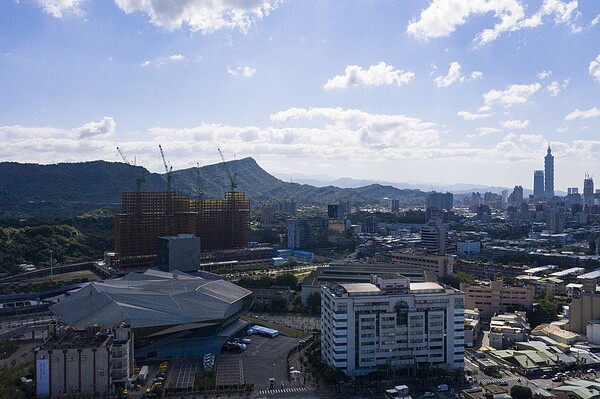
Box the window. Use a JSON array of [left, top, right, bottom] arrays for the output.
[[395, 300, 409, 326]]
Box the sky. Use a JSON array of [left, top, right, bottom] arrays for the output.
[[1, 0, 599, 191]]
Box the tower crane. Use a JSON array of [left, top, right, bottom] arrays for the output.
[[195, 162, 204, 199], [159, 145, 173, 192], [218, 148, 237, 192], [116, 146, 145, 191]]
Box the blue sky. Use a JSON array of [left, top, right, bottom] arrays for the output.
[[1, 0, 599, 190]]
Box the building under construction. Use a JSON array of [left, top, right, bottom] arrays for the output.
[[114, 191, 250, 269]]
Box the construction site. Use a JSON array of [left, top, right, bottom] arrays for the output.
[[114, 147, 251, 269]]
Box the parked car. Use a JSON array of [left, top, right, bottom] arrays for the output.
[[423, 392, 435, 397]]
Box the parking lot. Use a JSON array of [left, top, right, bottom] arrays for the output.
[[213, 334, 303, 392], [167, 358, 200, 390]]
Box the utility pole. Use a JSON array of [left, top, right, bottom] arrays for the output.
[[50, 250, 53, 280]]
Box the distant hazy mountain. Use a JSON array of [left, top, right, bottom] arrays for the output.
[[0, 158, 427, 218]]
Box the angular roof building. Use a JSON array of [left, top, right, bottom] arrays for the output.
[[51, 270, 254, 359]]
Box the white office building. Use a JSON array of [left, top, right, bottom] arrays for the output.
[[321, 275, 465, 377]]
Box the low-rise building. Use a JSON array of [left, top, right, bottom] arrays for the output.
[[488, 311, 530, 349], [34, 323, 133, 398], [460, 280, 535, 318], [391, 251, 455, 278], [457, 241, 481, 257], [321, 275, 465, 377]]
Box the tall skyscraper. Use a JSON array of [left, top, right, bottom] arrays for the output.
[[544, 145, 554, 198], [390, 198, 400, 213], [584, 173, 594, 206], [533, 170, 545, 199]]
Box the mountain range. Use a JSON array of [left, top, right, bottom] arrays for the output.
[[0, 158, 428, 218]]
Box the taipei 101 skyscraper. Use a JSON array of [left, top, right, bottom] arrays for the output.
[[545, 144, 554, 198]]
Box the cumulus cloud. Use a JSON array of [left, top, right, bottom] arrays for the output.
[[457, 111, 493, 120], [565, 107, 600, 121], [433, 62, 483, 87], [77, 117, 116, 138], [483, 83, 541, 107], [323, 62, 415, 90], [112, 0, 278, 33], [500, 119, 529, 129], [538, 70, 552, 80], [35, 0, 84, 17], [590, 55, 600, 83], [407, 0, 580, 46], [546, 79, 569, 96], [227, 66, 256, 77]]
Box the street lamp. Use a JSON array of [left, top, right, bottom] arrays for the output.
[[49, 250, 53, 279]]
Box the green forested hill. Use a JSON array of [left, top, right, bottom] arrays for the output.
[[0, 157, 427, 218]]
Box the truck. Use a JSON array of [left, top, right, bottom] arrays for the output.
[[138, 366, 148, 383]]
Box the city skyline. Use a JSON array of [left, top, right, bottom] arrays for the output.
[[1, 1, 600, 190]]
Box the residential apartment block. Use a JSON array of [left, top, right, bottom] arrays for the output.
[[460, 280, 535, 318], [321, 275, 465, 377]]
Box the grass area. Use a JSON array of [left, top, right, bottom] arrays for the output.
[[293, 271, 312, 280], [241, 315, 309, 338], [194, 371, 216, 390], [0, 342, 19, 360], [0, 362, 33, 399]]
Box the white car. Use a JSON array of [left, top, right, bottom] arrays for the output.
[[423, 392, 435, 397]]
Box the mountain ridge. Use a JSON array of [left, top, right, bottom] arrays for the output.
[[0, 158, 427, 218]]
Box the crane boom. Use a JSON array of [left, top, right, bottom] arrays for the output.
[[117, 146, 145, 191], [218, 148, 237, 192], [195, 162, 204, 199], [159, 145, 173, 192]]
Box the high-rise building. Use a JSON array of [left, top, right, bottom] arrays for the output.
[[508, 185, 524, 207], [320, 275, 465, 377], [545, 145, 554, 198], [260, 203, 275, 225], [390, 198, 400, 213], [114, 191, 250, 269], [427, 192, 453, 211], [584, 174, 594, 206], [533, 170, 545, 199], [420, 218, 453, 255]]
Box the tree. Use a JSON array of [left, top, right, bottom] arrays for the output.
[[306, 292, 321, 314], [510, 385, 532, 399], [529, 292, 560, 328], [269, 297, 287, 313]]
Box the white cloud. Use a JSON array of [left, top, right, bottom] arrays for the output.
[[591, 14, 600, 27], [546, 79, 569, 96], [77, 117, 116, 138], [538, 70, 552, 80], [227, 66, 256, 77], [407, 0, 580, 46], [483, 83, 541, 107], [323, 62, 415, 90], [140, 54, 186, 67], [433, 62, 483, 88], [112, 0, 278, 33], [457, 111, 493, 121], [473, 127, 503, 137], [500, 119, 529, 129], [565, 107, 600, 121], [590, 55, 600, 83], [35, 0, 84, 17]]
